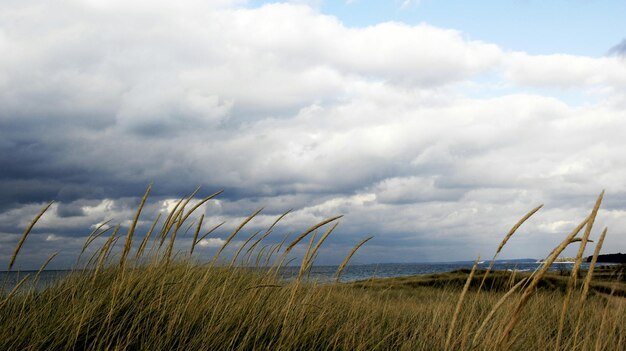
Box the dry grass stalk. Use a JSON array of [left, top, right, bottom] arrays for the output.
[[284, 228, 328, 328], [244, 210, 292, 262], [78, 219, 112, 263], [165, 209, 185, 263], [210, 208, 263, 265], [265, 209, 292, 234], [174, 186, 201, 220], [303, 221, 339, 273], [256, 245, 270, 267], [285, 216, 343, 253], [298, 229, 319, 278], [165, 208, 186, 264], [135, 213, 162, 259], [161, 186, 203, 246], [6, 187, 626, 351], [0, 274, 31, 309], [271, 216, 342, 274], [276, 231, 290, 253], [482, 204, 543, 281], [335, 235, 373, 282], [229, 229, 261, 267], [555, 190, 604, 350], [472, 278, 527, 348], [268, 232, 294, 273], [262, 242, 285, 268], [158, 197, 185, 246], [34, 251, 59, 286], [594, 285, 616, 351], [268, 243, 288, 267], [103, 236, 121, 263], [571, 227, 608, 348], [84, 243, 104, 270], [178, 190, 223, 226], [244, 233, 270, 264], [499, 215, 590, 346], [93, 225, 121, 281], [472, 204, 543, 326], [581, 227, 607, 303], [183, 219, 197, 235], [190, 214, 204, 256], [496, 204, 544, 259], [120, 183, 152, 268], [8, 201, 54, 272], [196, 221, 226, 244], [445, 256, 479, 351], [158, 198, 189, 250], [158, 187, 203, 249]]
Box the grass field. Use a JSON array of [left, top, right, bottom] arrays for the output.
[[1, 187, 625, 350]]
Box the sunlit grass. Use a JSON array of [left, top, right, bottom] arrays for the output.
[[1, 187, 624, 350]]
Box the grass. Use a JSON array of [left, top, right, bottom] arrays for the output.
[[0, 187, 625, 350]]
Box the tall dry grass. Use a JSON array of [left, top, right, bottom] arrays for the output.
[[0, 188, 624, 351]]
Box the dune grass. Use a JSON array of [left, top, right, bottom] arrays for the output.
[[1, 188, 625, 350]]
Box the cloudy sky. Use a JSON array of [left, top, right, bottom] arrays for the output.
[[2, 0, 626, 270]]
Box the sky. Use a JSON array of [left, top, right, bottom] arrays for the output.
[[1, 0, 626, 270]]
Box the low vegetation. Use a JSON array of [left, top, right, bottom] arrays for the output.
[[1, 187, 625, 350]]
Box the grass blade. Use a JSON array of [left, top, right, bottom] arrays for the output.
[[335, 235, 373, 282], [120, 183, 152, 268], [8, 201, 53, 272]]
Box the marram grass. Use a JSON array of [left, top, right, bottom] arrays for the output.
[[1, 187, 625, 350]]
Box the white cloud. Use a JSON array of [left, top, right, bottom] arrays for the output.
[[198, 238, 227, 248], [0, 1, 625, 266], [0, 1, 504, 125], [505, 52, 626, 89], [45, 234, 62, 241]]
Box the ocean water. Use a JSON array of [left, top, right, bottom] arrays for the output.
[[0, 270, 70, 292], [0, 261, 597, 291], [280, 260, 595, 282]]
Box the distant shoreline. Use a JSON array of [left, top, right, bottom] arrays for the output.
[[587, 253, 626, 264]]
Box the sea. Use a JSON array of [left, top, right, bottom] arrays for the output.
[[0, 259, 599, 291], [279, 260, 596, 282]]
